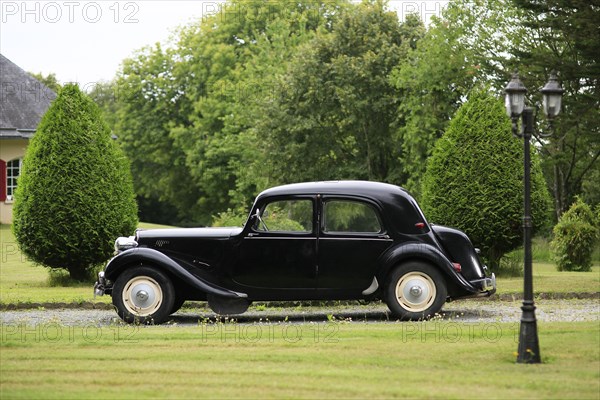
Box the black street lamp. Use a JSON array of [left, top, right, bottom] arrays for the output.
[[504, 71, 564, 364]]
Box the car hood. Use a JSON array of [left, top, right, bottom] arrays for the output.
[[136, 227, 243, 242]]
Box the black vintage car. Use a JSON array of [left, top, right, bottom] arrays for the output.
[[95, 181, 495, 323]]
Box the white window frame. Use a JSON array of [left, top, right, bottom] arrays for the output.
[[6, 158, 22, 202]]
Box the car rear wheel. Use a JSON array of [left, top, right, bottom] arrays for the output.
[[385, 262, 447, 320], [112, 266, 175, 324]]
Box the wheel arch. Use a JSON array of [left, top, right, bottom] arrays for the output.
[[376, 242, 477, 296], [104, 248, 247, 299], [383, 261, 448, 320], [114, 266, 175, 321]]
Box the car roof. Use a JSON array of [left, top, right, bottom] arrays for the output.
[[256, 180, 411, 201]]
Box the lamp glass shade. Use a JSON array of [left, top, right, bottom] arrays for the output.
[[541, 73, 564, 118], [542, 92, 562, 118], [504, 72, 527, 117], [505, 91, 526, 117]]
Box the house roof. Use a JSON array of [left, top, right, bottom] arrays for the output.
[[0, 54, 56, 138]]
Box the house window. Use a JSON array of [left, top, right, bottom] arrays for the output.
[[6, 158, 22, 201]]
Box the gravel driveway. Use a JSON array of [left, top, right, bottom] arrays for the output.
[[1, 298, 598, 326]]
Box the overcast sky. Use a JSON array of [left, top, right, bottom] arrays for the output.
[[1, 0, 447, 88]]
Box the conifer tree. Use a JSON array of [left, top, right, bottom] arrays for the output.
[[13, 84, 138, 281], [421, 90, 552, 271]]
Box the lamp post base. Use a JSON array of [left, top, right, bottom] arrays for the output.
[[516, 301, 541, 363]]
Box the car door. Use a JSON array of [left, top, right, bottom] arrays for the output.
[[317, 197, 393, 291], [233, 197, 318, 291]]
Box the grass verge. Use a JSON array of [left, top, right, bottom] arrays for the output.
[[0, 321, 598, 399]]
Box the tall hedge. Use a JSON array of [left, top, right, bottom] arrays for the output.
[[13, 84, 138, 281], [550, 198, 598, 272], [421, 90, 552, 271]]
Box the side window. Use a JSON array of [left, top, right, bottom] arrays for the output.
[[323, 200, 382, 234], [254, 199, 313, 233]]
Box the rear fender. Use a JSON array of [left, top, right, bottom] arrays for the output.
[[377, 242, 478, 293], [104, 248, 247, 299], [431, 225, 485, 281]]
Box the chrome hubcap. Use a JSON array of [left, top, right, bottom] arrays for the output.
[[135, 289, 150, 304], [122, 276, 162, 317], [396, 272, 436, 313], [409, 286, 423, 297]]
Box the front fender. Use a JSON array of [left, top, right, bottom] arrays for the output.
[[105, 248, 247, 299], [377, 242, 478, 293]]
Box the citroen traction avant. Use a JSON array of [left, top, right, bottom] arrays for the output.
[[95, 181, 495, 324]]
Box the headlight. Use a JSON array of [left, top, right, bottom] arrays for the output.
[[114, 236, 138, 252]]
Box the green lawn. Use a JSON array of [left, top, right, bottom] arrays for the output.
[[0, 225, 100, 305], [0, 224, 174, 306], [1, 224, 598, 306], [0, 321, 598, 399], [498, 262, 600, 295]]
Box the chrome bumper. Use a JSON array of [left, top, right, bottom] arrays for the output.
[[471, 273, 496, 296], [93, 271, 106, 297], [481, 273, 496, 294]]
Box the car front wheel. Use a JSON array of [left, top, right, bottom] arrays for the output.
[[112, 266, 175, 324], [385, 262, 447, 320]]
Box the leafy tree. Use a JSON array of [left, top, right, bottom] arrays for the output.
[[582, 168, 600, 207], [390, 0, 599, 214], [510, 0, 600, 217], [169, 0, 347, 221], [113, 44, 202, 225], [211, 207, 249, 227], [390, 0, 528, 197], [421, 90, 552, 271], [87, 80, 120, 133], [29, 71, 61, 93], [88, 78, 188, 225], [217, 3, 348, 205], [550, 197, 599, 272], [12, 84, 138, 281], [112, 0, 345, 224], [102, 0, 598, 227], [258, 0, 421, 185]]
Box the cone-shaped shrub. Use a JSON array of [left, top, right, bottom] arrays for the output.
[[13, 84, 138, 281], [421, 90, 552, 272]]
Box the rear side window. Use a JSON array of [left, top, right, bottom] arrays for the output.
[[323, 200, 382, 233]]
